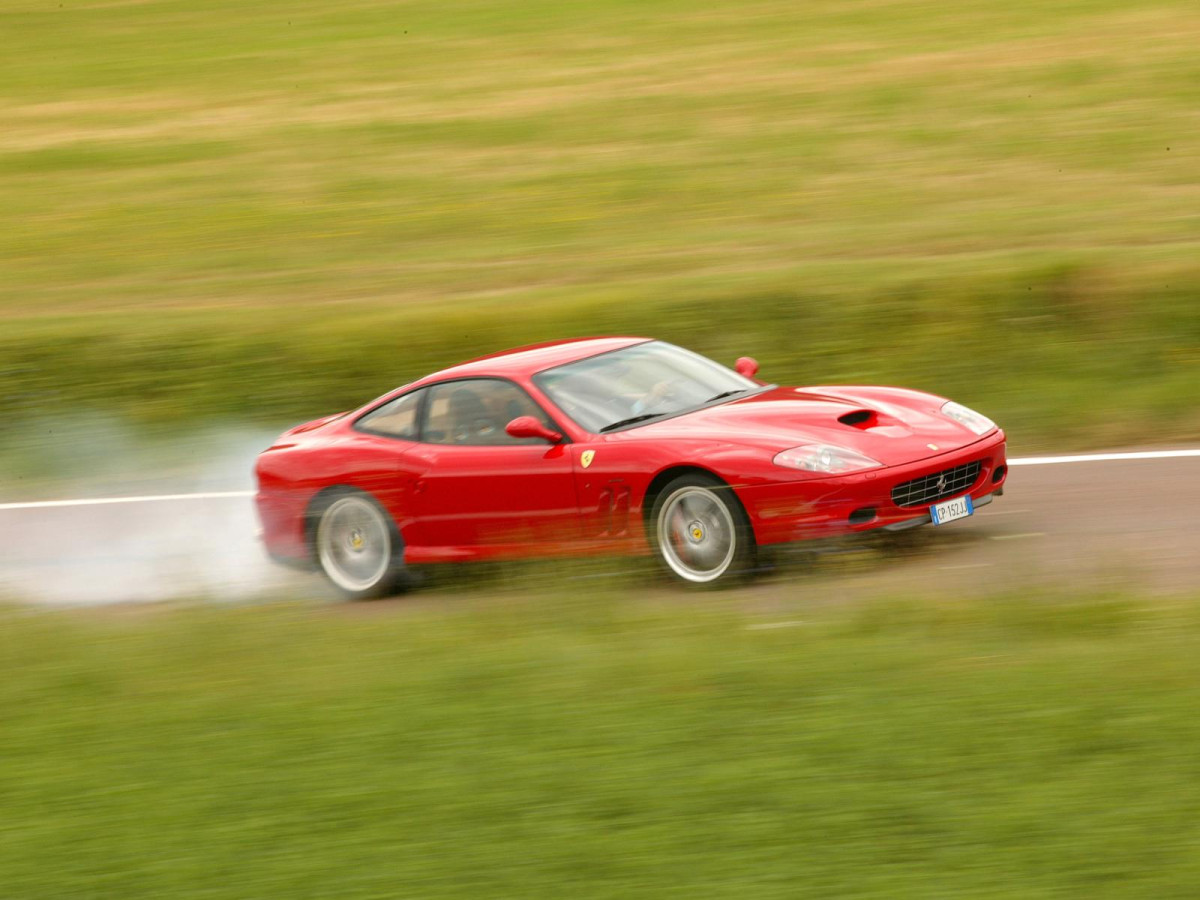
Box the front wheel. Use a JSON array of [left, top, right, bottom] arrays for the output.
[[650, 475, 755, 585], [313, 491, 407, 599]]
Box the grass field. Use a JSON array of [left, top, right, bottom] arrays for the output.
[[3, 588, 1200, 897], [2, 0, 1199, 468], [3, 6, 1199, 891]]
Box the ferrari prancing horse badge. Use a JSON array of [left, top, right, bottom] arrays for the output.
[[581, 450, 596, 468]]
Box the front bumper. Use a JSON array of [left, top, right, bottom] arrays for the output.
[[737, 432, 1008, 546]]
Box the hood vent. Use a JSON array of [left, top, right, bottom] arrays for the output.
[[838, 409, 877, 429]]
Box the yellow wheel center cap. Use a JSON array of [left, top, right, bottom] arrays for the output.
[[691, 525, 705, 541], [350, 532, 364, 551]]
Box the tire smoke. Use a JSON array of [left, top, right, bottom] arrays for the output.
[[0, 418, 309, 605]]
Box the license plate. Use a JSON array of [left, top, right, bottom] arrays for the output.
[[930, 494, 973, 526]]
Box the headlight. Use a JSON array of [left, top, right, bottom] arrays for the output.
[[773, 444, 883, 474], [941, 401, 995, 436]]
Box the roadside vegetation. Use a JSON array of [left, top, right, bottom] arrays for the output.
[[3, 587, 1200, 897], [3, 0, 1199, 475], [4, 3, 1200, 892]]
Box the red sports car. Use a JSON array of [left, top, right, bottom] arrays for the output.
[[255, 337, 1007, 597]]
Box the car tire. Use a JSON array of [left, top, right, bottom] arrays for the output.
[[312, 490, 407, 600], [650, 474, 755, 585]]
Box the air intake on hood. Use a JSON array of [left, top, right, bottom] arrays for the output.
[[837, 409, 876, 428]]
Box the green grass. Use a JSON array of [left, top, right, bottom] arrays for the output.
[[3, 6, 1198, 891], [4, 587, 1200, 897], [2, 0, 1199, 473]]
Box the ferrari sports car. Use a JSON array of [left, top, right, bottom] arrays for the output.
[[255, 337, 1007, 597]]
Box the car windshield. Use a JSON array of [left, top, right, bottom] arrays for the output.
[[533, 341, 761, 433]]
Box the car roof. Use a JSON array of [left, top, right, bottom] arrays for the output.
[[416, 336, 651, 383]]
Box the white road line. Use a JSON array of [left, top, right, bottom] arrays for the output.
[[1009, 449, 1200, 466], [0, 448, 1197, 511], [0, 491, 254, 511]]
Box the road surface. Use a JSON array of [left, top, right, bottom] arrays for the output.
[[1, 453, 1197, 605]]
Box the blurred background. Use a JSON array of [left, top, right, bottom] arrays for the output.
[[2, 1, 1200, 896], [2, 0, 1198, 485]]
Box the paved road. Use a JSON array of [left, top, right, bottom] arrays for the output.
[[753, 455, 1200, 607], [0, 492, 297, 605], [1, 455, 1197, 605]]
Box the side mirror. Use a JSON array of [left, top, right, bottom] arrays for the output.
[[735, 356, 759, 379], [505, 416, 563, 444]]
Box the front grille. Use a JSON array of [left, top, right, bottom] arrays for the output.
[[891, 460, 982, 508]]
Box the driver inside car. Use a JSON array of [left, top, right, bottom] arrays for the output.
[[630, 380, 680, 415]]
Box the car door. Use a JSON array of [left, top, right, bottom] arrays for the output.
[[400, 378, 581, 558]]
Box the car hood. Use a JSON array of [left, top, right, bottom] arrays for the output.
[[614, 386, 992, 466]]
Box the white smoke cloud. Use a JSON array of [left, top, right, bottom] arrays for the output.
[[0, 418, 315, 606]]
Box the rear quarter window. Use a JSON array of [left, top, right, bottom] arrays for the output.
[[356, 390, 422, 440]]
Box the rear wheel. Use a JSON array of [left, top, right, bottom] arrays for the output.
[[651, 475, 755, 585], [313, 491, 406, 599]]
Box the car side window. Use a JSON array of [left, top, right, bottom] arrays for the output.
[[422, 379, 554, 446], [356, 389, 423, 440]]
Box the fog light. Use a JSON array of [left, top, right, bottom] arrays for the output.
[[848, 507, 877, 526]]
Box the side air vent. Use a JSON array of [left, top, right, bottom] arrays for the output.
[[838, 409, 876, 428]]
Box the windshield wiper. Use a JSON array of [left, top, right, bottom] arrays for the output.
[[705, 388, 750, 404], [600, 412, 668, 433]]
